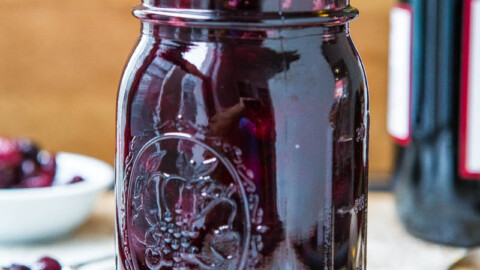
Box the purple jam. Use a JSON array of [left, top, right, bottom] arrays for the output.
[[116, 2, 368, 269]]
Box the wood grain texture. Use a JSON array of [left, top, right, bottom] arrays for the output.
[[351, 0, 397, 176], [0, 0, 395, 177]]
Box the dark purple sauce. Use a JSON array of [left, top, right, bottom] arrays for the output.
[[116, 4, 368, 270]]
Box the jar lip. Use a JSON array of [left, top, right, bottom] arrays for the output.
[[132, 4, 358, 28]]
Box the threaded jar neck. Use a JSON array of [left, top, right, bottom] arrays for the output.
[[141, 0, 349, 12], [133, 0, 357, 29]]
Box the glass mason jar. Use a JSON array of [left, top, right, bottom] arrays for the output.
[[115, 0, 369, 269]]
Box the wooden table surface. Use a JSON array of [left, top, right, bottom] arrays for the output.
[[0, 0, 396, 183], [0, 191, 468, 269]]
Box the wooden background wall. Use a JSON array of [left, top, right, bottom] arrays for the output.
[[0, 0, 396, 180]]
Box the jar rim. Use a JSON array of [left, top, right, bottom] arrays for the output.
[[132, 4, 359, 28]]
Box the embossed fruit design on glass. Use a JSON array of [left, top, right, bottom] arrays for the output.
[[115, 0, 369, 269]]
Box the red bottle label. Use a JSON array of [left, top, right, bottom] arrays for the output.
[[460, 0, 480, 179], [387, 4, 413, 146]]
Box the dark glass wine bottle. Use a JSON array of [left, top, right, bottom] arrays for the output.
[[389, 0, 480, 246]]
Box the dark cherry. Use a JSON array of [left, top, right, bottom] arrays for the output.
[[37, 151, 56, 177], [16, 138, 40, 160], [0, 137, 21, 166], [8, 264, 31, 270], [0, 138, 22, 188], [33, 257, 61, 270], [69, 176, 84, 184], [0, 166, 18, 189], [20, 160, 38, 178], [16, 173, 54, 188]]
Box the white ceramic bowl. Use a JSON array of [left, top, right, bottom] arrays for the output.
[[0, 152, 114, 243]]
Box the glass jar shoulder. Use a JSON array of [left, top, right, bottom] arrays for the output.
[[116, 28, 367, 135], [118, 27, 367, 98]]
